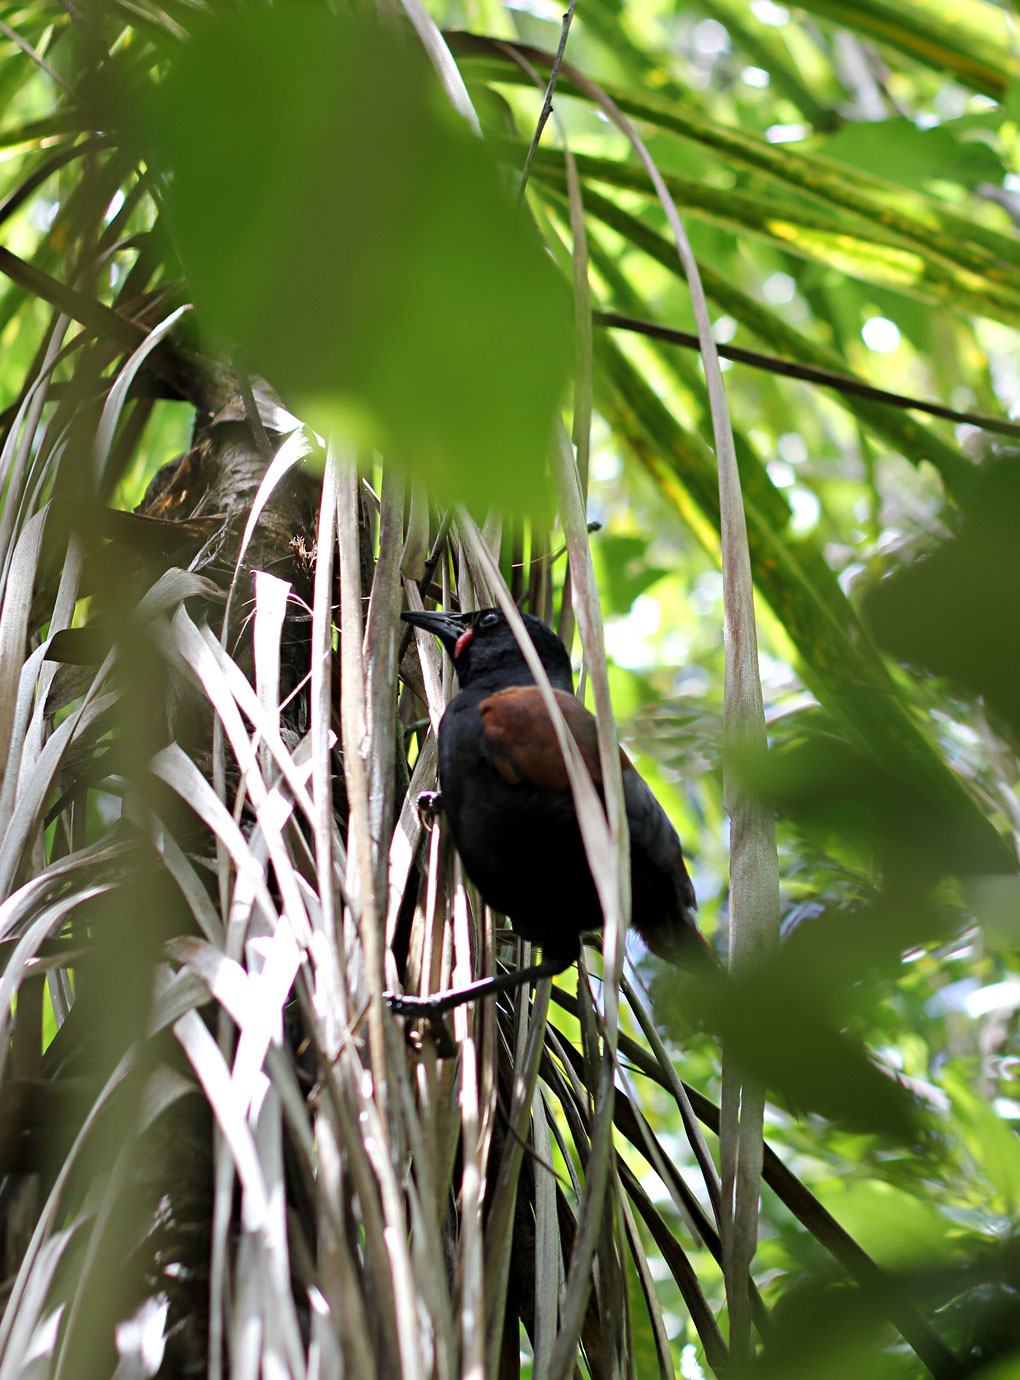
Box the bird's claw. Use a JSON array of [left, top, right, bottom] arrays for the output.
[[384, 990, 434, 1016], [416, 790, 443, 828], [384, 990, 457, 1059]]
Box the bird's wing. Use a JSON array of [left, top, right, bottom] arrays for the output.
[[477, 686, 605, 789], [622, 769, 696, 914], [478, 684, 708, 962], [622, 767, 708, 961]]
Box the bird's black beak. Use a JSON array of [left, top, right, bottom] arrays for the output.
[[401, 608, 470, 656]]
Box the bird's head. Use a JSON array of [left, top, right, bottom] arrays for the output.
[[401, 606, 574, 693]]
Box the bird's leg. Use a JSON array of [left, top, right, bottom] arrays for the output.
[[384, 952, 574, 1021]]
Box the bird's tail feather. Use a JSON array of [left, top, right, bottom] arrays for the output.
[[638, 910, 719, 970]]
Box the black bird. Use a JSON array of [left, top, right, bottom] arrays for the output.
[[390, 606, 707, 1018]]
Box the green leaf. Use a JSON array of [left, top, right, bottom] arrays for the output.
[[461, 37, 1020, 274], [591, 533, 668, 613], [864, 459, 1020, 742], [943, 1073, 1020, 1213], [140, 7, 571, 513], [531, 154, 1020, 335], [661, 961, 920, 1136], [817, 1180, 954, 1267], [595, 336, 1014, 874], [1005, 78, 1020, 127], [819, 118, 1005, 192], [577, 197, 981, 499], [743, 732, 1011, 879], [790, 0, 1013, 99]]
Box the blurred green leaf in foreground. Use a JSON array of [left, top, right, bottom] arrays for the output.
[[865, 457, 1020, 743], [140, 5, 571, 514]]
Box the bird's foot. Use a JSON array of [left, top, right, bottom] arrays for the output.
[[384, 990, 445, 1016], [385, 954, 573, 1027], [384, 991, 458, 1058], [416, 790, 443, 828]]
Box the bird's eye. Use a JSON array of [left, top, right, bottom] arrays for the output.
[[479, 611, 501, 629]]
